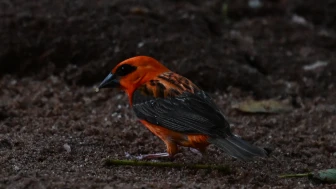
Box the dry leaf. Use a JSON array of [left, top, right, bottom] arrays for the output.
[[234, 99, 293, 113]]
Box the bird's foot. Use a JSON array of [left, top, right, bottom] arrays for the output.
[[136, 153, 170, 160], [125, 152, 172, 160]]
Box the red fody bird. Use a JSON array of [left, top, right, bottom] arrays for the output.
[[98, 56, 268, 161]]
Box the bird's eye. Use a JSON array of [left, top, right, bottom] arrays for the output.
[[115, 64, 137, 76]]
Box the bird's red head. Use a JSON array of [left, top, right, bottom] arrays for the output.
[[98, 56, 170, 97]]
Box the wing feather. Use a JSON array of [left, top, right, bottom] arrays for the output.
[[132, 88, 232, 137]]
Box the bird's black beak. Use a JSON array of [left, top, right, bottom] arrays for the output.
[[98, 73, 120, 89]]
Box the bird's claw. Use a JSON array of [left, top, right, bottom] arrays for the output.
[[125, 152, 170, 160]]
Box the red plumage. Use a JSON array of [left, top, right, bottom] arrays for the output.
[[98, 56, 268, 161]]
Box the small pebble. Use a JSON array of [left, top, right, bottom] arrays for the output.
[[63, 143, 71, 153], [13, 165, 20, 171]]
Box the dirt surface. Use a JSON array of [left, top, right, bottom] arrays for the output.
[[1, 0, 336, 188]]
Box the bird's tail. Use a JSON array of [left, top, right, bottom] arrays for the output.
[[208, 135, 268, 161]]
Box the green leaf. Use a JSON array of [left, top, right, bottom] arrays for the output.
[[311, 169, 336, 184]]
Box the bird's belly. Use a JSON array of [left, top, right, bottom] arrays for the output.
[[140, 120, 209, 149]]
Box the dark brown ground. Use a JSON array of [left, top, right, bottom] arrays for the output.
[[1, 0, 336, 188]]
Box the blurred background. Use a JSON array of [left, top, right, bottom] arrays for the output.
[[1, 0, 336, 188], [1, 0, 335, 98]]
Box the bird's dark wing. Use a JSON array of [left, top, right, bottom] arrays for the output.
[[132, 87, 232, 137]]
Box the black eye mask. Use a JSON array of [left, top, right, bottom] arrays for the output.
[[115, 64, 137, 76]]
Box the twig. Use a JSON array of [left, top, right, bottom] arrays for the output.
[[279, 173, 312, 178], [104, 159, 230, 173], [280, 169, 336, 184]]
